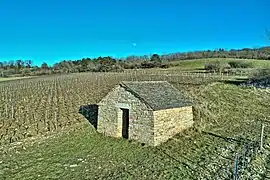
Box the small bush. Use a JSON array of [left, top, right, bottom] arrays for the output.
[[21, 69, 31, 76], [120, 63, 139, 69], [93, 64, 124, 72], [205, 61, 229, 72], [140, 61, 158, 69], [245, 69, 270, 88], [228, 61, 253, 68], [160, 64, 170, 68], [251, 69, 270, 79]]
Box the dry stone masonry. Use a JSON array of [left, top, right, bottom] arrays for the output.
[[97, 81, 194, 146]]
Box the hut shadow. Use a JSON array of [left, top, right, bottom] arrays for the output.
[[79, 104, 98, 129], [202, 131, 256, 144]]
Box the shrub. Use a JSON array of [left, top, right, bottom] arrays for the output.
[[93, 64, 124, 72], [140, 61, 157, 69], [245, 69, 270, 88], [205, 61, 229, 72], [228, 61, 253, 68], [21, 69, 31, 76], [251, 69, 270, 79], [160, 64, 170, 68], [120, 62, 138, 69]]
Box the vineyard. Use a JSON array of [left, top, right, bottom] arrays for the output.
[[0, 71, 223, 145], [0, 71, 270, 179]]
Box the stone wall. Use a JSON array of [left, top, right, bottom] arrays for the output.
[[97, 86, 155, 146], [153, 106, 194, 146]]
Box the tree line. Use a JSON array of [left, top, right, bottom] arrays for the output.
[[0, 46, 269, 77]]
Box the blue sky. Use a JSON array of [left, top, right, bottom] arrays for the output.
[[0, 0, 269, 66]]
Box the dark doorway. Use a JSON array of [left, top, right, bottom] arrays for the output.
[[121, 108, 129, 139]]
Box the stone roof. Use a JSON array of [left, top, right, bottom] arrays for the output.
[[119, 81, 192, 110]]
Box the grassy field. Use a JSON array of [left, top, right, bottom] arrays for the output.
[[0, 70, 270, 179], [169, 58, 270, 70]]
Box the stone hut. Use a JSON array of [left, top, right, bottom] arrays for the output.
[[97, 81, 194, 146]]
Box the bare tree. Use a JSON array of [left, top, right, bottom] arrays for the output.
[[25, 60, 33, 68]]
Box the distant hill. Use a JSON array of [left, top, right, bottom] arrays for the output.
[[1, 46, 269, 77], [124, 46, 270, 62]]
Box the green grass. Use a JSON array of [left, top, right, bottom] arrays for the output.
[[1, 83, 269, 179], [169, 58, 270, 70]]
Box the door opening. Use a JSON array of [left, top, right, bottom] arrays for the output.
[[121, 108, 129, 139]]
